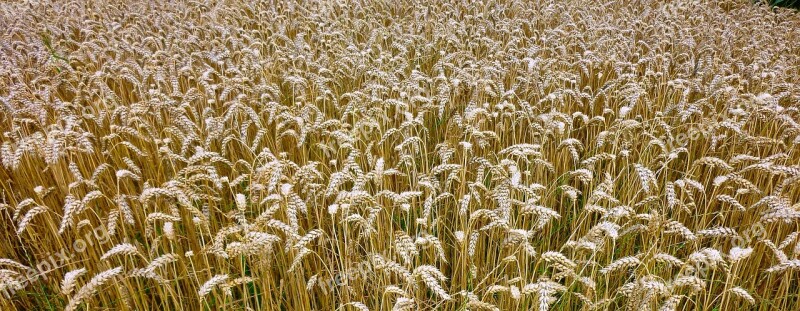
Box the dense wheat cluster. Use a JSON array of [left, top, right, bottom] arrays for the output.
[[1, 0, 799, 310]]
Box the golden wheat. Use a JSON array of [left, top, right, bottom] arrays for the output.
[[0, 0, 799, 310]]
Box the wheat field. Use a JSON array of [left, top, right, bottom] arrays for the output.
[[1, 0, 799, 310]]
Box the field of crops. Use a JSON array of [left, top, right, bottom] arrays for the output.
[[1, 0, 799, 310]]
